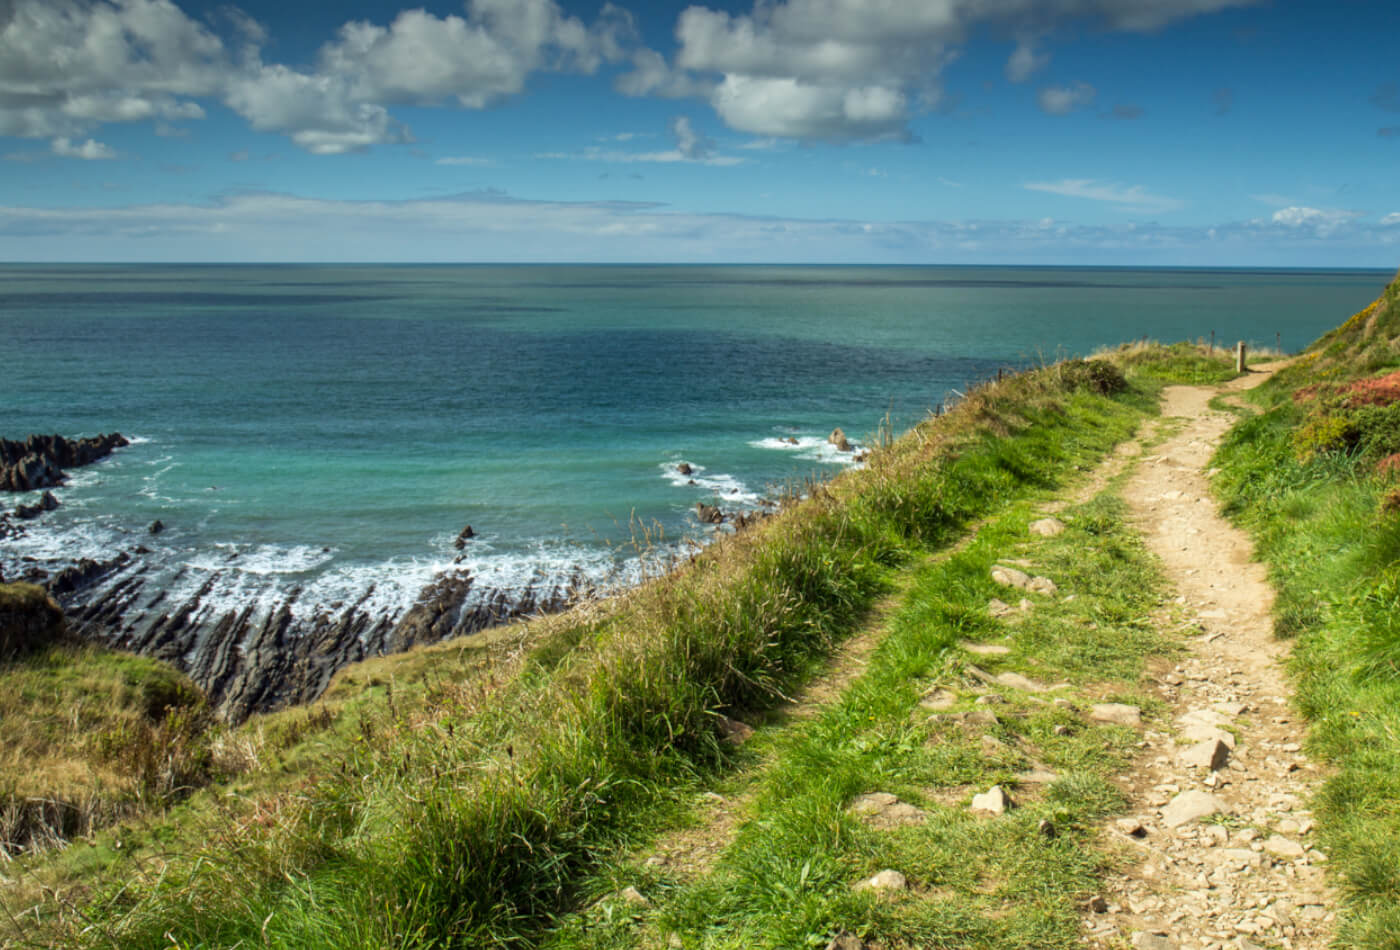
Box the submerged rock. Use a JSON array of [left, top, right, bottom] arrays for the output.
[[696, 502, 724, 524], [15, 490, 60, 520]]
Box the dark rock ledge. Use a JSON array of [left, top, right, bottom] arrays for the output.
[[1, 433, 129, 492]]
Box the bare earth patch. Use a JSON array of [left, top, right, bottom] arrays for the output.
[[1082, 364, 1336, 950]]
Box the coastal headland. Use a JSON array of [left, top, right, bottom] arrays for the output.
[[4, 271, 1400, 948]]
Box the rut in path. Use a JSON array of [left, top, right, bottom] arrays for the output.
[[1082, 366, 1336, 950]]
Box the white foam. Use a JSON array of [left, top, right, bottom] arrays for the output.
[[185, 543, 335, 577], [658, 460, 762, 506], [123, 435, 154, 446], [749, 434, 861, 465]]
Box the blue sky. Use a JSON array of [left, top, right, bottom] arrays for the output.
[[1, 0, 1397, 264]]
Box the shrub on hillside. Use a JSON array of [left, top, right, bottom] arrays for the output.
[[1058, 359, 1128, 395], [0, 583, 65, 658]]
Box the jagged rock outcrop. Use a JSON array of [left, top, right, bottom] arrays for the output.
[[54, 556, 584, 723], [0, 433, 129, 492]]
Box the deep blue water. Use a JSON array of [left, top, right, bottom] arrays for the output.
[[0, 264, 1389, 620]]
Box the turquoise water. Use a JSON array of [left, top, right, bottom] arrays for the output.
[[0, 264, 1389, 622]]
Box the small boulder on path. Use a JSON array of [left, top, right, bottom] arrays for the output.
[[1263, 835, 1306, 860], [1179, 737, 1231, 771], [1090, 703, 1142, 726], [1029, 517, 1065, 537], [919, 687, 957, 711], [848, 792, 924, 827], [854, 869, 907, 892], [970, 785, 1010, 815], [1160, 789, 1227, 828]]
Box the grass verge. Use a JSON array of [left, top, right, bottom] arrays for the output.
[[1211, 273, 1400, 946]]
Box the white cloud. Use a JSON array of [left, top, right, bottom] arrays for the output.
[[51, 137, 117, 160], [0, 0, 632, 156], [620, 0, 1258, 142], [4, 186, 1394, 267], [537, 115, 744, 166], [1005, 38, 1049, 83], [1024, 179, 1183, 213], [671, 116, 713, 160], [1381, 212, 1400, 226], [435, 156, 495, 166], [222, 0, 631, 154], [0, 0, 225, 142], [1037, 81, 1096, 115], [1267, 206, 1363, 237]]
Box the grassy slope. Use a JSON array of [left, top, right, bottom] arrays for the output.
[[0, 584, 217, 858], [543, 490, 1173, 950], [1213, 271, 1400, 947], [1, 348, 1243, 949]]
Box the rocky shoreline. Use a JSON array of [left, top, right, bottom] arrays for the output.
[[1, 431, 592, 722]]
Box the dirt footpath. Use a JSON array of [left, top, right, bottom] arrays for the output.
[[1082, 367, 1336, 950]]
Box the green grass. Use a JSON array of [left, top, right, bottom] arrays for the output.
[[1206, 271, 1400, 948], [1094, 340, 1247, 385], [2, 349, 1242, 950], [0, 360, 1164, 950], [535, 492, 1172, 950], [1214, 391, 1400, 948], [0, 596, 217, 861]]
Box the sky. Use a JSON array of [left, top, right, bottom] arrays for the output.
[[0, 0, 1398, 265]]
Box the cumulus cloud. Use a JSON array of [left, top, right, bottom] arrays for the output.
[[222, 0, 633, 154], [619, 0, 1257, 142], [0, 0, 633, 156], [0, 0, 225, 153], [1004, 39, 1049, 83], [51, 137, 117, 159], [1024, 178, 1183, 213], [1267, 205, 1363, 237], [1037, 81, 1096, 115], [670, 116, 713, 160]]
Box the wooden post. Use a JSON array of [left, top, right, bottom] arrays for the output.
[[1209, 330, 1215, 354], [1277, 331, 1282, 352], [1236, 340, 1247, 373]]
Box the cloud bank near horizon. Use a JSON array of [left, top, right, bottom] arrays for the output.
[[0, 190, 1394, 265]]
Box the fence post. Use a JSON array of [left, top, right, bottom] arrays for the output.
[[1236, 340, 1247, 373], [1209, 330, 1215, 354]]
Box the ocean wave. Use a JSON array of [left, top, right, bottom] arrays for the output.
[[185, 542, 337, 577], [749, 434, 862, 465], [658, 460, 762, 506]]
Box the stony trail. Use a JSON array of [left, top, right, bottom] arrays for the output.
[[1082, 365, 1336, 950]]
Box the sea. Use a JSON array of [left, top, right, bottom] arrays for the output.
[[1, 264, 1390, 645]]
